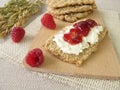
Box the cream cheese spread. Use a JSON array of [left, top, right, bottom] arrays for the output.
[[53, 25, 103, 55]]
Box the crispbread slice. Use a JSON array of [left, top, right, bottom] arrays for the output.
[[44, 23, 107, 66], [46, 0, 95, 8], [52, 11, 93, 22], [48, 4, 96, 15]]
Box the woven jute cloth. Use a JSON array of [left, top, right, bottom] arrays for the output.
[[0, 1, 120, 89]]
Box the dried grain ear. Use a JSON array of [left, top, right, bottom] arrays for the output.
[[0, 0, 42, 38]]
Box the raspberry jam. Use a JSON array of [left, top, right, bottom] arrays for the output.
[[64, 28, 82, 45], [63, 19, 97, 45], [86, 19, 97, 27], [74, 21, 91, 36]]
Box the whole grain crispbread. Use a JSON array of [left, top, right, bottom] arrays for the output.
[[46, 0, 95, 8], [52, 11, 93, 22], [48, 4, 96, 15], [44, 23, 107, 66]]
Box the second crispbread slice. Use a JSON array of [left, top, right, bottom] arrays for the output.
[[46, 0, 95, 8], [48, 4, 96, 15], [52, 11, 93, 22]]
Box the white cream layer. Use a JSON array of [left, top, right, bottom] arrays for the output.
[[53, 25, 103, 55]]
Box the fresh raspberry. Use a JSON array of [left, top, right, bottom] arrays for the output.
[[25, 48, 44, 67], [11, 27, 25, 43], [41, 13, 56, 29]]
